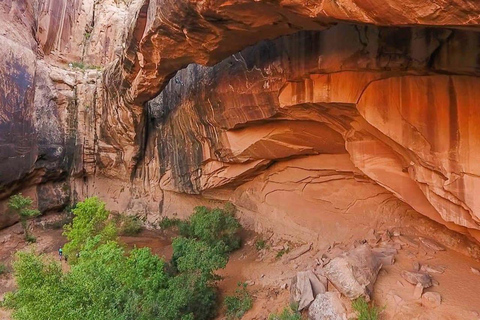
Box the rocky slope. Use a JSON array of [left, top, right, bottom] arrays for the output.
[[1, 0, 480, 252]]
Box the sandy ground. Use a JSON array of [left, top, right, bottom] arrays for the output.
[[1, 217, 480, 320]]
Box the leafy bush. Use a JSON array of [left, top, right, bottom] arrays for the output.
[[225, 282, 253, 319], [268, 306, 302, 320], [179, 206, 241, 252], [8, 194, 40, 240], [352, 297, 380, 320], [158, 216, 182, 229], [171, 237, 228, 277], [63, 197, 117, 262], [117, 215, 143, 236], [255, 238, 267, 250]]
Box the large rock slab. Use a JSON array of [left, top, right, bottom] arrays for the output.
[[323, 245, 382, 301]]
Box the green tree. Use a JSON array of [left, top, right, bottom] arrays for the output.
[[63, 197, 117, 262], [7, 194, 40, 241]]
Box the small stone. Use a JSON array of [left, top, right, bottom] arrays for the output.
[[420, 264, 445, 274], [397, 280, 404, 287], [393, 294, 403, 304], [471, 267, 480, 276], [399, 235, 419, 248], [280, 283, 287, 290], [419, 237, 446, 251], [422, 292, 442, 308], [260, 274, 265, 278], [245, 280, 255, 286], [401, 270, 433, 288], [413, 283, 423, 299], [413, 261, 420, 271]]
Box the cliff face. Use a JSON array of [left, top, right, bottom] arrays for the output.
[[1, 0, 480, 248], [0, 0, 128, 226]]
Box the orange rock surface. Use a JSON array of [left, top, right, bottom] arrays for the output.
[[1, 0, 480, 250]]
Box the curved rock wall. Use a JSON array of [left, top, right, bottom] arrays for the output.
[[138, 25, 480, 241], [1, 0, 480, 249]]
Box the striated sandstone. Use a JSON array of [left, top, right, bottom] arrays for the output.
[[1, 0, 480, 256]]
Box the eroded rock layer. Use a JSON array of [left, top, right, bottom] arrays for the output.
[[144, 26, 480, 241], [1, 0, 480, 250]]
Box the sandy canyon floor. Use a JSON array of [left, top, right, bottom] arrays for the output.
[[1, 215, 480, 320]]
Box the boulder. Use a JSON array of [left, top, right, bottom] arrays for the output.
[[291, 270, 326, 310], [323, 244, 383, 301], [308, 292, 347, 320]]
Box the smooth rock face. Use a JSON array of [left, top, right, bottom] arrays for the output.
[[1, 0, 480, 252]]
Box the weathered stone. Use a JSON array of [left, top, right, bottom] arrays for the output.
[[308, 292, 347, 320], [324, 244, 382, 301], [413, 283, 424, 299], [283, 243, 312, 263], [419, 237, 446, 252], [401, 271, 433, 288], [471, 267, 480, 276], [290, 270, 326, 311], [420, 264, 445, 274], [422, 292, 442, 308]]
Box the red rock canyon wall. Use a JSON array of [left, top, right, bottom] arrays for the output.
[[1, 0, 480, 252]]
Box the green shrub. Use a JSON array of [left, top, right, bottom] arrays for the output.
[[118, 215, 142, 236], [158, 216, 182, 230], [225, 282, 253, 319], [180, 206, 241, 252], [352, 297, 381, 320], [276, 247, 290, 259], [25, 235, 36, 243], [268, 306, 302, 320], [0, 263, 6, 275], [8, 194, 41, 241], [255, 238, 267, 251], [171, 237, 228, 277]]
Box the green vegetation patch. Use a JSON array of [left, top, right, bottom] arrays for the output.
[[268, 305, 302, 320], [352, 297, 381, 320], [224, 282, 253, 319], [3, 198, 243, 320]]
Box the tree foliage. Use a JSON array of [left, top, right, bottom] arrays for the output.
[[8, 194, 40, 241], [63, 197, 117, 262], [4, 198, 243, 320], [178, 206, 241, 252]]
